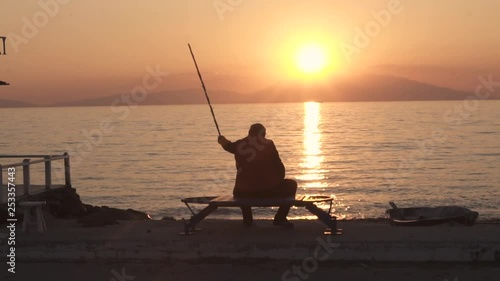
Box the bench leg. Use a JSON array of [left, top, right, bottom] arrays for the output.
[[36, 206, 46, 233], [22, 208, 31, 233], [305, 203, 342, 235], [180, 205, 218, 235]]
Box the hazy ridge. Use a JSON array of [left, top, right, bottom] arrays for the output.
[[0, 98, 37, 108], [1, 74, 496, 108]]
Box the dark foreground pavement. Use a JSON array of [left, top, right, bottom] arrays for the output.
[[2, 218, 500, 280], [4, 219, 500, 262], [2, 261, 499, 281]]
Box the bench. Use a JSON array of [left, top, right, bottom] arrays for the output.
[[19, 201, 47, 233], [180, 195, 342, 235]]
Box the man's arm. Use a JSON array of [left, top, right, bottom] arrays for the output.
[[218, 135, 236, 154], [270, 141, 285, 178]]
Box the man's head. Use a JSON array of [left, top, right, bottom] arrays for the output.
[[248, 123, 266, 138]]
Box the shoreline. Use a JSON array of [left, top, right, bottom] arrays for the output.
[[5, 185, 498, 225], [155, 216, 500, 224]]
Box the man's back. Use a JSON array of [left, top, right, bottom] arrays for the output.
[[232, 136, 285, 194]]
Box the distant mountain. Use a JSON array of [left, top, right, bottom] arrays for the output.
[[327, 74, 479, 102], [53, 89, 244, 107], [0, 98, 36, 108], [7, 74, 498, 108], [244, 74, 481, 103]]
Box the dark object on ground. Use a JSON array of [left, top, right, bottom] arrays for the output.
[[387, 202, 479, 226], [161, 216, 176, 221], [77, 205, 150, 227], [15, 187, 150, 227], [24, 187, 87, 218], [83, 204, 151, 220], [77, 212, 120, 227]]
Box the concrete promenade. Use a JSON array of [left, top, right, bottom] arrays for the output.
[[3, 218, 500, 263]]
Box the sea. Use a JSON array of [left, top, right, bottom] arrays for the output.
[[0, 101, 499, 220]]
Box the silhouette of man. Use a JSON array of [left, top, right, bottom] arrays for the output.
[[218, 123, 297, 227]]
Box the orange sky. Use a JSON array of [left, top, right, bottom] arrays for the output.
[[1, 0, 500, 104]]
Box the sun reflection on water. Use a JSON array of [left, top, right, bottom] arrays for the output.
[[296, 102, 328, 189]]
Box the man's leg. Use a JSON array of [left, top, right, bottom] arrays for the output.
[[274, 206, 291, 222], [241, 206, 253, 226], [274, 179, 298, 223], [235, 189, 254, 226]]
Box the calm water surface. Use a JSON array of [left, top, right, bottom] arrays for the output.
[[1, 101, 499, 220]]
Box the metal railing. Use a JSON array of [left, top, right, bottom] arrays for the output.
[[1, 36, 9, 86], [1, 36, 6, 55], [0, 153, 71, 199]]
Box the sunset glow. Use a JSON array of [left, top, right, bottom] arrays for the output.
[[1, 0, 499, 105]]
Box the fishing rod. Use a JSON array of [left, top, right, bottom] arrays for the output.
[[187, 43, 221, 136]]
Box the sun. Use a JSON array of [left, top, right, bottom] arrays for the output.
[[295, 44, 328, 74], [276, 37, 343, 82]]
